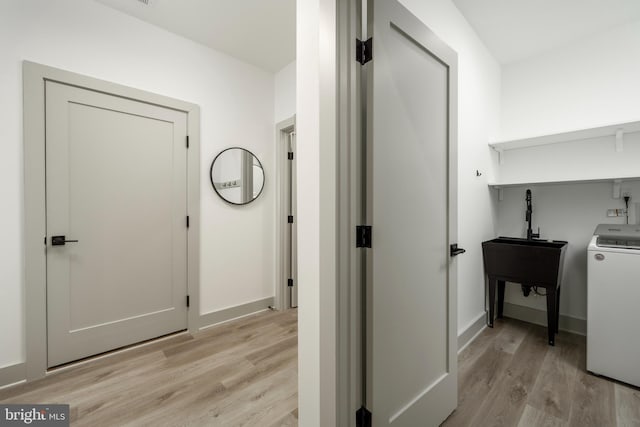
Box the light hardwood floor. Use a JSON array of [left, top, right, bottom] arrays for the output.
[[4, 311, 638, 427], [444, 317, 640, 427], [0, 309, 298, 427]]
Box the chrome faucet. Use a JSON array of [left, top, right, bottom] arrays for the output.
[[526, 189, 540, 240]]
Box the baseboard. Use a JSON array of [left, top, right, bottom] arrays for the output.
[[199, 297, 275, 330], [457, 312, 487, 354], [503, 302, 586, 336], [0, 363, 26, 389]]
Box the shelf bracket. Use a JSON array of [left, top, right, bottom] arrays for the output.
[[615, 129, 624, 152], [495, 186, 504, 201], [490, 146, 504, 165], [613, 179, 622, 199]]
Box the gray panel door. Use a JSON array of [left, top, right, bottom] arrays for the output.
[[46, 81, 188, 367], [367, 0, 459, 425]]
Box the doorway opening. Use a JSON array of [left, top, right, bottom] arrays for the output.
[[275, 117, 297, 311]]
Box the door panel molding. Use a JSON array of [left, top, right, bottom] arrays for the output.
[[23, 61, 200, 380]]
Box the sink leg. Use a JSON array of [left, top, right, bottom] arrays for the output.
[[488, 278, 496, 328], [546, 287, 556, 346], [497, 280, 505, 319], [555, 286, 561, 333]]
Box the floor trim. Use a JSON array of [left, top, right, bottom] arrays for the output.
[[503, 302, 586, 336], [457, 312, 487, 353], [0, 363, 26, 389], [199, 297, 275, 330]]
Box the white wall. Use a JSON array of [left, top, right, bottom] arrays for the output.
[[398, 0, 502, 335], [501, 19, 640, 141], [497, 19, 640, 322], [0, 0, 275, 369], [275, 60, 297, 123], [496, 180, 640, 322]]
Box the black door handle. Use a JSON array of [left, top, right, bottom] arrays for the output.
[[52, 235, 79, 246], [450, 243, 466, 256]]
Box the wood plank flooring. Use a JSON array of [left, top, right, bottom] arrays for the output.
[[3, 311, 637, 426], [444, 317, 640, 427], [0, 309, 298, 427]]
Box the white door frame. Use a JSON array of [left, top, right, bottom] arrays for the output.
[[23, 61, 201, 381], [275, 116, 296, 311], [287, 0, 362, 422]]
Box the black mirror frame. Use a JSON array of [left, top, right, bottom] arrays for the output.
[[209, 147, 265, 206]]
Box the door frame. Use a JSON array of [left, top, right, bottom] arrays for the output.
[[23, 61, 201, 381], [274, 116, 296, 311]]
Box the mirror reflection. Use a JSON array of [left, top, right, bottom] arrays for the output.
[[210, 147, 265, 205]]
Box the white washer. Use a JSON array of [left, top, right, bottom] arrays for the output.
[[587, 224, 640, 387]]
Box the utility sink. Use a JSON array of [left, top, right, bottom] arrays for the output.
[[483, 237, 567, 285], [482, 237, 568, 345]]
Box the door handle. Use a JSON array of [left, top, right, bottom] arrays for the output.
[[450, 243, 466, 257], [51, 235, 79, 246]]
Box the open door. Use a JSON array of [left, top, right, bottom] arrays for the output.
[[364, 0, 459, 425]]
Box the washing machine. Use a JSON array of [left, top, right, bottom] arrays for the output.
[[587, 224, 640, 387]]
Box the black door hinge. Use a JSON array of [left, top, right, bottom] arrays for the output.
[[356, 225, 372, 248], [356, 406, 372, 427], [186, 295, 190, 308], [356, 38, 373, 65], [288, 152, 294, 160], [288, 215, 294, 224], [186, 135, 189, 148], [288, 278, 294, 287], [186, 216, 190, 228]]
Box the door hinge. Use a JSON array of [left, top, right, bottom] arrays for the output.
[[356, 38, 373, 65], [288, 152, 294, 160], [186, 295, 190, 308], [288, 278, 294, 287], [288, 215, 294, 224], [186, 216, 190, 228], [186, 135, 190, 148], [356, 406, 372, 427], [356, 225, 372, 248]]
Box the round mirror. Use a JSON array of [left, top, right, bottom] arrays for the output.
[[210, 147, 265, 205]]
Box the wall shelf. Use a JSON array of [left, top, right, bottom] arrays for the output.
[[489, 119, 640, 200], [489, 120, 640, 154], [489, 175, 640, 189], [489, 176, 640, 201]]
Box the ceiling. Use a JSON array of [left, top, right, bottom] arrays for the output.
[[95, 0, 296, 73], [452, 0, 640, 64], [95, 0, 640, 70]]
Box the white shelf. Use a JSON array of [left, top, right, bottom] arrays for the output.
[[489, 120, 640, 152], [489, 175, 640, 189]]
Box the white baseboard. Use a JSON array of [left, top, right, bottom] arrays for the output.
[[199, 297, 275, 330], [457, 312, 487, 354], [0, 363, 26, 389], [503, 302, 586, 336]]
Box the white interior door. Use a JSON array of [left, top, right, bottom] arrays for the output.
[[366, 0, 459, 425], [46, 81, 189, 367]]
